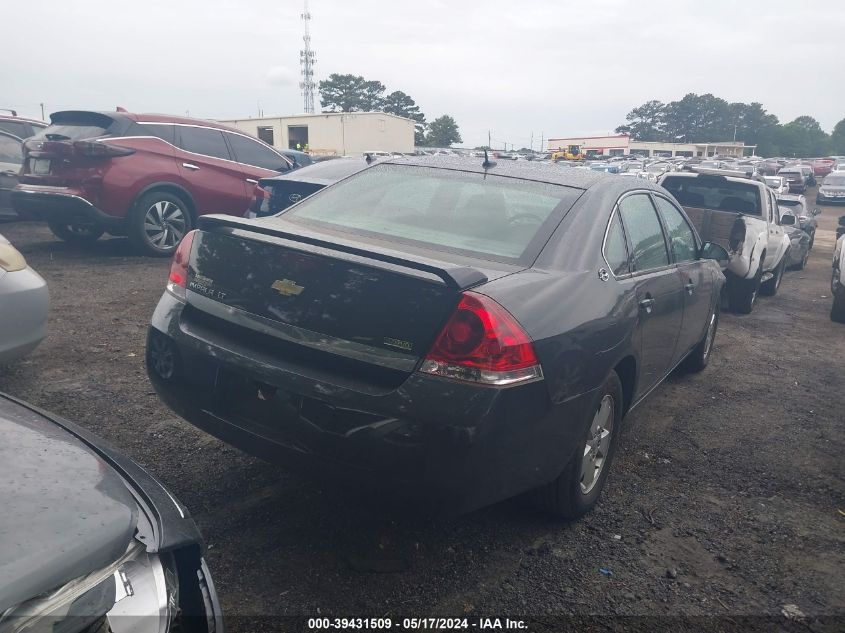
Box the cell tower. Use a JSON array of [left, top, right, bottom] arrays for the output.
[[299, 0, 316, 114]]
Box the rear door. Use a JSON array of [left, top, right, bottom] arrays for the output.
[[224, 132, 291, 184], [652, 194, 712, 362], [764, 188, 784, 271], [617, 193, 684, 396], [174, 125, 250, 216]]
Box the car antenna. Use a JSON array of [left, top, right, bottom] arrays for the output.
[[482, 149, 496, 169]]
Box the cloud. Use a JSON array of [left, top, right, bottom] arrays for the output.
[[266, 66, 296, 87]]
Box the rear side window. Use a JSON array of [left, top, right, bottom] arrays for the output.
[[137, 123, 176, 145], [0, 134, 22, 164], [177, 126, 231, 161], [603, 211, 630, 276], [618, 194, 670, 272], [661, 176, 762, 216], [281, 164, 581, 264], [226, 133, 290, 171], [653, 196, 698, 263], [0, 121, 28, 139]]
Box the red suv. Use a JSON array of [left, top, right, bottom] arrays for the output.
[[12, 110, 294, 255]]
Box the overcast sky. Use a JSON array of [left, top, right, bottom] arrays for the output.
[[5, 1, 843, 149]]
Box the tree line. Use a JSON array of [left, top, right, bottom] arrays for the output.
[[616, 93, 845, 157], [318, 73, 462, 147]]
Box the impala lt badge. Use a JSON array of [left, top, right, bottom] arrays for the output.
[[271, 279, 305, 296]]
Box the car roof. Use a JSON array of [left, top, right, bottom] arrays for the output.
[[0, 114, 46, 126], [47, 110, 246, 135], [381, 155, 615, 190]]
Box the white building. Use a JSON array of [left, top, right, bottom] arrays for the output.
[[218, 112, 415, 156], [546, 133, 756, 158]]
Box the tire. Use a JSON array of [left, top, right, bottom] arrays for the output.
[[128, 191, 192, 257], [681, 306, 719, 373], [793, 248, 809, 271], [760, 254, 786, 296], [832, 292, 845, 324], [47, 221, 104, 244], [728, 269, 760, 314], [531, 371, 624, 519]]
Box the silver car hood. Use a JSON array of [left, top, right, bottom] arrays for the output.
[[0, 399, 138, 613]]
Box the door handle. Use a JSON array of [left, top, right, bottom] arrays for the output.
[[639, 298, 654, 312], [684, 282, 695, 294], [245, 178, 258, 184], [182, 162, 200, 171]]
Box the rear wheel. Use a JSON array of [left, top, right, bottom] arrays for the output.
[[760, 255, 786, 296], [681, 306, 719, 372], [128, 191, 192, 257], [832, 270, 845, 323], [47, 221, 104, 244], [728, 269, 761, 314], [531, 371, 623, 519]]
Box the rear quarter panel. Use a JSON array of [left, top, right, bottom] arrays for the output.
[[98, 138, 181, 217]]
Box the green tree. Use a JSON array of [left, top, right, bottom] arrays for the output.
[[318, 74, 386, 112], [830, 117, 845, 155], [382, 90, 426, 145], [615, 100, 666, 141], [661, 93, 733, 143], [771, 116, 830, 157], [424, 115, 462, 147]]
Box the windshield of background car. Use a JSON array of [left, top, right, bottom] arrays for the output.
[[281, 164, 582, 264], [825, 175, 845, 186], [661, 176, 762, 215]]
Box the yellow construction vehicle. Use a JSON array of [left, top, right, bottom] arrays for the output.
[[551, 144, 584, 161]]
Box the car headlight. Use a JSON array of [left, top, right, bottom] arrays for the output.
[[0, 240, 27, 272], [1, 542, 179, 633]]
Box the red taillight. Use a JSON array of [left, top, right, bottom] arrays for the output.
[[420, 292, 542, 386], [166, 230, 197, 297], [248, 184, 271, 218], [73, 140, 135, 158]]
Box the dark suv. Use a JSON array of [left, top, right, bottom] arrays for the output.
[[12, 109, 296, 255]]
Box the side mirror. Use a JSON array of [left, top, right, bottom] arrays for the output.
[[701, 241, 730, 266], [812, 208, 821, 216], [781, 214, 796, 225]]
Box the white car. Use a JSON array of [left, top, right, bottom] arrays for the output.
[[764, 175, 790, 195], [0, 234, 49, 364], [833, 232, 845, 323]]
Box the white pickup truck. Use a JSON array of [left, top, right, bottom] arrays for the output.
[[659, 171, 791, 313]]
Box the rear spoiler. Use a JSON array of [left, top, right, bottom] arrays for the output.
[[196, 214, 489, 291]]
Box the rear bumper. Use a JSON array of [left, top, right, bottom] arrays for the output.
[[10, 186, 124, 229], [146, 293, 596, 513], [0, 267, 49, 363]]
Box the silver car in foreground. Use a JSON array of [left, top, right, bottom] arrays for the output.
[[0, 233, 48, 364]]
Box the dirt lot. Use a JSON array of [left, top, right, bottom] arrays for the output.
[[1, 188, 844, 631]]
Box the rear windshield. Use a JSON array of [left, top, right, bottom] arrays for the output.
[[280, 164, 582, 263], [32, 111, 117, 141], [279, 158, 369, 182], [33, 123, 110, 141], [661, 176, 762, 215]]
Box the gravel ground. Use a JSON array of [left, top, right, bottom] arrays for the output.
[[1, 188, 843, 631]]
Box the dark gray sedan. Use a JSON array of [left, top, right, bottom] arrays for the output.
[[0, 393, 223, 632], [147, 157, 727, 518]]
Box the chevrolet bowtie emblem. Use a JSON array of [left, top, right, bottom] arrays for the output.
[[271, 279, 305, 296]]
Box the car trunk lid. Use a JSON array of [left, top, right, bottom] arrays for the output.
[[184, 215, 519, 383]]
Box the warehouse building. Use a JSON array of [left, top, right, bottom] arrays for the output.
[[218, 112, 415, 156], [546, 133, 755, 158]]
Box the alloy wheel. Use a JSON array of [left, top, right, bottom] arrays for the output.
[[580, 394, 614, 494], [149, 335, 176, 380], [144, 200, 187, 251]]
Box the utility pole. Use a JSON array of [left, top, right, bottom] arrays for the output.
[[530, 131, 533, 152], [40, 103, 45, 120], [488, 129, 491, 149], [299, 0, 316, 114], [540, 131, 544, 152]]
